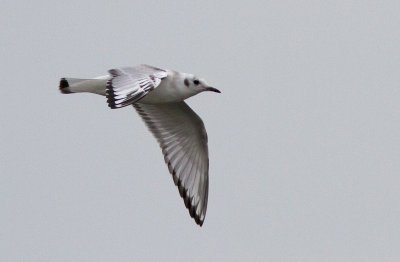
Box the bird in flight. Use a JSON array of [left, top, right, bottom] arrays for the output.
[[59, 64, 220, 226]]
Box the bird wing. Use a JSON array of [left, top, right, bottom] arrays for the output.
[[134, 102, 209, 226], [106, 65, 167, 109]]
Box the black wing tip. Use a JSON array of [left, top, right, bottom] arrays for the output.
[[198, 219, 204, 226], [192, 204, 204, 226], [106, 77, 146, 109], [59, 78, 72, 94], [106, 79, 129, 109], [193, 209, 205, 226], [106, 79, 118, 109], [171, 161, 205, 227]]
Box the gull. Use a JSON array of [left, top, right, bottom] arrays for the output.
[[59, 64, 220, 226]]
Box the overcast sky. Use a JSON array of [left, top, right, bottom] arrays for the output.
[[1, 0, 400, 261]]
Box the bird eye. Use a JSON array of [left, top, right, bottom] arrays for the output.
[[193, 79, 200, 85]]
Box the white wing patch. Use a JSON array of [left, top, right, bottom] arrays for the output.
[[134, 102, 209, 226], [106, 65, 167, 109]]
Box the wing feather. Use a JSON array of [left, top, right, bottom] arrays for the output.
[[134, 102, 209, 226], [106, 65, 167, 109]]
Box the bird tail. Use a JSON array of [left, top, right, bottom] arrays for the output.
[[59, 76, 109, 96]]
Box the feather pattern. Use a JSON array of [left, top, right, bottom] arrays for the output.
[[134, 102, 209, 226], [106, 65, 167, 108]]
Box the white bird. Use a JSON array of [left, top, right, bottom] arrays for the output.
[[59, 64, 220, 226]]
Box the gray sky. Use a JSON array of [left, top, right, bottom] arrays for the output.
[[1, 0, 400, 261]]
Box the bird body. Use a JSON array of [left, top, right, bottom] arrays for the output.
[[138, 70, 196, 104], [59, 64, 220, 226]]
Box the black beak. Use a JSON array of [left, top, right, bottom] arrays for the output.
[[206, 87, 221, 93]]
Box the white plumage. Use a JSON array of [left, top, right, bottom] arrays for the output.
[[59, 64, 220, 226]]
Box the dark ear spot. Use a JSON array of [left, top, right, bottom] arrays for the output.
[[184, 78, 190, 87]]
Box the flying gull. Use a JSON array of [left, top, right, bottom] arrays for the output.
[[59, 64, 220, 226]]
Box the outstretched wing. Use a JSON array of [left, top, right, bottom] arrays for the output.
[[134, 102, 209, 226], [106, 65, 167, 109]]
